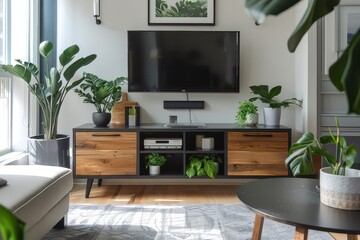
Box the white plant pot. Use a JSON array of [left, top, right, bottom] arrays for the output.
[[149, 165, 160, 175], [245, 113, 258, 126], [263, 107, 281, 126], [129, 115, 136, 127], [320, 167, 360, 210]]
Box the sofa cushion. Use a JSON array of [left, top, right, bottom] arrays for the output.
[[0, 165, 73, 231]]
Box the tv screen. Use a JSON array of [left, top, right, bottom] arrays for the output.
[[128, 31, 240, 92]]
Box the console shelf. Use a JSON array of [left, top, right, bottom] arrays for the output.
[[73, 123, 291, 197]]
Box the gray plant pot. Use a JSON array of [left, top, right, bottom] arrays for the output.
[[93, 112, 111, 127], [28, 134, 70, 168], [263, 107, 281, 126]]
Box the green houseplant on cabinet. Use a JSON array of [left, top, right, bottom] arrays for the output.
[[235, 100, 258, 126], [249, 85, 302, 126], [186, 154, 221, 179], [2, 41, 96, 167], [74, 72, 126, 127], [285, 118, 359, 210], [145, 153, 167, 175]]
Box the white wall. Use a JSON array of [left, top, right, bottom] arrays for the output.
[[57, 0, 297, 140]]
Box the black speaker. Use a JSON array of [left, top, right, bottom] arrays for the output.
[[163, 101, 205, 109]]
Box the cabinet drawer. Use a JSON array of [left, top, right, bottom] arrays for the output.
[[228, 132, 288, 151], [227, 131, 289, 176], [75, 131, 137, 176], [76, 150, 136, 176], [76, 132, 136, 150], [227, 151, 288, 176]]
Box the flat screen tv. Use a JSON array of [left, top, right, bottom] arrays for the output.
[[128, 31, 240, 92]]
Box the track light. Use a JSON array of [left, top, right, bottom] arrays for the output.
[[93, 0, 101, 25]]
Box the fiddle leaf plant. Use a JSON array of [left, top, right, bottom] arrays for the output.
[[74, 72, 126, 113], [249, 85, 302, 109], [2, 41, 97, 140], [244, 0, 360, 114], [285, 117, 357, 176]]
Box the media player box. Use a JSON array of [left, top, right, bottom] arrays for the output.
[[144, 138, 183, 149]]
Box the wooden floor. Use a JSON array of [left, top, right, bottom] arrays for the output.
[[70, 184, 354, 240]]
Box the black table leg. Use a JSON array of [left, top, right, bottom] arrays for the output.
[[98, 178, 103, 187], [85, 178, 94, 198]]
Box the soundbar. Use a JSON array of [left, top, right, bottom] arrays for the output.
[[163, 101, 205, 109]]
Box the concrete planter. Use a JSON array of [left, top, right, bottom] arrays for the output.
[[92, 112, 111, 127], [245, 113, 259, 126], [263, 107, 281, 126], [320, 167, 360, 210], [28, 134, 70, 168]]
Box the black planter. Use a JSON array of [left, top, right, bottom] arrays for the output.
[[92, 112, 111, 127], [28, 134, 70, 168]]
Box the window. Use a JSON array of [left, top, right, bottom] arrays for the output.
[[0, 76, 10, 154], [0, 0, 11, 155], [0, 0, 4, 64]]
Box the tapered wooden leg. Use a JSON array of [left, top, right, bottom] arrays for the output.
[[294, 226, 308, 240], [347, 234, 359, 240], [252, 214, 264, 240]]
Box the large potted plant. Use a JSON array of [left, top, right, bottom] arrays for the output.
[[235, 100, 258, 126], [74, 72, 126, 127], [285, 118, 359, 210], [2, 41, 96, 167], [249, 85, 302, 126]]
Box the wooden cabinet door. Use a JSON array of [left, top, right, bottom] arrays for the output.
[[75, 131, 137, 176], [227, 132, 289, 176]]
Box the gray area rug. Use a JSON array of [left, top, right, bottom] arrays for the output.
[[44, 204, 333, 240]]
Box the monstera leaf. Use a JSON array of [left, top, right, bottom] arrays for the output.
[[245, 0, 360, 114]]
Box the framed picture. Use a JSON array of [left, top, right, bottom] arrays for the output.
[[148, 0, 215, 25], [336, 5, 360, 51]]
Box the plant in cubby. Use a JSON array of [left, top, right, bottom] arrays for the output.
[[145, 153, 167, 176], [186, 154, 222, 179]]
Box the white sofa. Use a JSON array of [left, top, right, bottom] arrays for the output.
[[0, 165, 73, 240]]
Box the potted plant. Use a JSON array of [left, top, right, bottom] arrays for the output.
[[145, 153, 167, 175], [249, 85, 302, 126], [0, 205, 25, 240], [74, 72, 126, 127], [2, 41, 96, 167], [185, 154, 221, 179], [128, 106, 137, 127], [235, 100, 258, 126], [285, 117, 359, 210]]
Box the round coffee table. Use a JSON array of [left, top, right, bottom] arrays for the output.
[[237, 178, 360, 240]]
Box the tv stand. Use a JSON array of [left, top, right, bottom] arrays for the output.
[[73, 123, 291, 198]]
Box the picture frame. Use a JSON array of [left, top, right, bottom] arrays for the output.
[[148, 0, 215, 26], [336, 5, 360, 51]]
